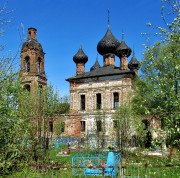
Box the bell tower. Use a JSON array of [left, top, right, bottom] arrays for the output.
[[20, 27, 47, 94]]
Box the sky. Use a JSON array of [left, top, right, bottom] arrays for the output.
[[2, 0, 167, 97]]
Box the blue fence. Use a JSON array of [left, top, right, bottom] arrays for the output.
[[72, 151, 121, 177], [52, 137, 80, 149]]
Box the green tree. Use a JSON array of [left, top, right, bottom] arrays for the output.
[[0, 1, 32, 175], [55, 95, 70, 114], [0, 2, 68, 173], [95, 110, 106, 149], [114, 103, 144, 153], [133, 0, 180, 147], [23, 83, 63, 163], [0, 69, 32, 175]]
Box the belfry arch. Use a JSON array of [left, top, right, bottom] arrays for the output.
[[23, 84, 31, 92]]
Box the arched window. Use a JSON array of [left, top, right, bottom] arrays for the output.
[[39, 84, 43, 90], [23, 84, 30, 92], [80, 95, 85, 110], [80, 121, 86, 132], [25, 56, 30, 72], [49, 121, 53, 132], [96, 120, 102, 132], [37, 58, 41, 73], [60, 122, 65, 133], [113, 92, 119, 109], [96, 93, 101, 109], [38, 84, 43, 99]]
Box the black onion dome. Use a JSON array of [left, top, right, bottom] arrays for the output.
[[90, 58, 101, 71], [21, 39, 43, 53], [73, 46, 88, 64], [128, 52, 140, 70], [97, 26, 121, 56], [116, 35, 132, 58]]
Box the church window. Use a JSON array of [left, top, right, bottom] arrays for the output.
[[80, 95, 85, 110], [38, 84, 43, 100], [113, 92, 119, 109], [25, 56, 30, 72], [113, 119, 118, 128], [80, 121, 86, 132], [37, 58, 41, 73], [39, 84, 43, 89], [96, 120, 102, 132], [96, 93, 101, 109], [60, 122, 65, 133], [49, 121, 53, 132]]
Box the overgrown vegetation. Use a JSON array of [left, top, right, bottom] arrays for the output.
[[0, 0, 179, 177], [0, 2, 69, 176], [132, 0, 180, 149], [4, 148, 180, 178], [114, 102, 145, 152]]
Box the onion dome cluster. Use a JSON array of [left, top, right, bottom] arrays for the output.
[[97, 27, 132, 58]]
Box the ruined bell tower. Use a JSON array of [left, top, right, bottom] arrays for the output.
[[20, 27, 47, 94]]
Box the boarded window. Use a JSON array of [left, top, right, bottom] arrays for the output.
[[113, 92, 119, 109], [96, 120, 102, 132], [81, 95, 85, 110], [96, 93, 101, 109], [80, 121, 85, 132]]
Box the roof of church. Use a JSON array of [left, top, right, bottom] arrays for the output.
[[21, 39, 44, 54], [73, 46, 88, 64], [66, 25, 138, 82], [97, 26, 120, 56], [90, 58, 101, 71], [128, 52, 140, 70], [66, 65, 135, 82], [116, 35, 132, 57]]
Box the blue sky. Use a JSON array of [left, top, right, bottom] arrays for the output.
[[2, 0, 167, 97]]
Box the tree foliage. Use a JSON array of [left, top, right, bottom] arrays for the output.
[[133, 0, 180, 147], [0, 1, 70, 174], [114, 103, 145, 151], [0, 1, 31, 175], [0, 70, 32, 175]]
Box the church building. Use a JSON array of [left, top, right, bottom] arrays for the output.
[[65, 24, 139, 146], [19, 26, 139, 146]]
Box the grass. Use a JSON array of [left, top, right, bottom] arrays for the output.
[[4, 148, 180, 178]]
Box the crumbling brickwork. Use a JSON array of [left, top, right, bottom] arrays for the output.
[[65, 25, 139, 142], [20, 27, 47, 95]]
